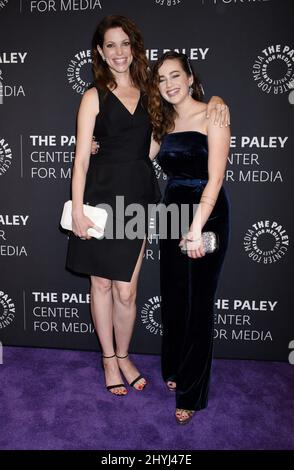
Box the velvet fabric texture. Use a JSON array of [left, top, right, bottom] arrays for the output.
[[157, 131, 230, 411]]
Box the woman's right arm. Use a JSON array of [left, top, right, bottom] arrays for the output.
[[149, 135, 161, 160], [72, 88, 99, 239]]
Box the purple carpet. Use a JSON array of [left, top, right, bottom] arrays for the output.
[[1, 346, 293, 450]]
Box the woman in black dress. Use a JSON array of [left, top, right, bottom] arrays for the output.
[[66, 16, 160, 395], [67, 16, 229, 397], [149, 52, 230, 423]]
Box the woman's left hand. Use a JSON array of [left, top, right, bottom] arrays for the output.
[[91, 136, 100, 154], [206, 96, 230, 128], [179, 232, 206, 259]]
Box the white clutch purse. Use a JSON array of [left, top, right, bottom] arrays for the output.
[[60, 200, 108, 239]]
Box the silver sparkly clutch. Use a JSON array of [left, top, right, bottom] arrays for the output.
[[181, 231, 219, 254]]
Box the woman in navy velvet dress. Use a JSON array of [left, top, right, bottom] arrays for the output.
[[86, 18, 230, 401], [149, 52, 230, 424]]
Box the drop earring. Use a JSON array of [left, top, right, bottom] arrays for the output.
[[189, 85, 193, 96]]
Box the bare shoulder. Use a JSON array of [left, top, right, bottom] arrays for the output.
[[197, 102, 208, 114], [80, 87, 99, 113], [190, 101, 208, 133], [192, 101, 207, 117], [207, 107, 217, 124]]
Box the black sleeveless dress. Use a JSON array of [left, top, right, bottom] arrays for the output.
[[66, 87, 160, 282], [157, 131, 230, 411]]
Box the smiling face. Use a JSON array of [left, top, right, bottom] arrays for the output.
[[97, 27, 133, 75], [158, 58, 193, 105]]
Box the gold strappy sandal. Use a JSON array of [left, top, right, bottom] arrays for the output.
[[175, 408, 195, 425]]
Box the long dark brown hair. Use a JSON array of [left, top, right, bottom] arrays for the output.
[[92, 15, 149, 93], [149, 51, 204, 143]]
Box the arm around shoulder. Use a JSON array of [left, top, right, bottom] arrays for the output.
[[149, 135, 161, 161], [206, 95, 230, 127]]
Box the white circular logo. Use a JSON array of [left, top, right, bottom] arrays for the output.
[[66, 50, 93, 95], [244, 220, 290, 264], [0, 290, 15, 329], [288, 80, 294, 104], [0, 0, 9, 11], [252, 44, 294, 95], [0, 138, 13, 176], [140, 296, 162, 335], [154, 0, 182, 6], [153, 160, 167, 181]]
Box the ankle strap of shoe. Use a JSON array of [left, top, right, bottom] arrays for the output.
[[116, 353, 128, 359], [102, 353, 116, 359]]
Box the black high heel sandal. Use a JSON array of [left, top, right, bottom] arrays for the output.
[[102, 354, 127, 396], [116, 354, 147, 390]]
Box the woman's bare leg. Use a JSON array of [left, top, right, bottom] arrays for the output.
[[112, 241, 146, 389], [90, 275, 127, 395]]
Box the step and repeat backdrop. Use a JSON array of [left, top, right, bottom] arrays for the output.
[[0, 0, 293, 361]]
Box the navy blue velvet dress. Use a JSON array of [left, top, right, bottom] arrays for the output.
[[157, 131, 230, 411]]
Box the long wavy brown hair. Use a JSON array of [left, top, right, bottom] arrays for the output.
[[92, 15, 149, 94], [149, 51, 204, 143]]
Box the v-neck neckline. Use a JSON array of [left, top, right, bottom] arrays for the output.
[[109, 89, 141, 117]]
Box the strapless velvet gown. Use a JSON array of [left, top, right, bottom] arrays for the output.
[[157, 131, 230, 411]]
